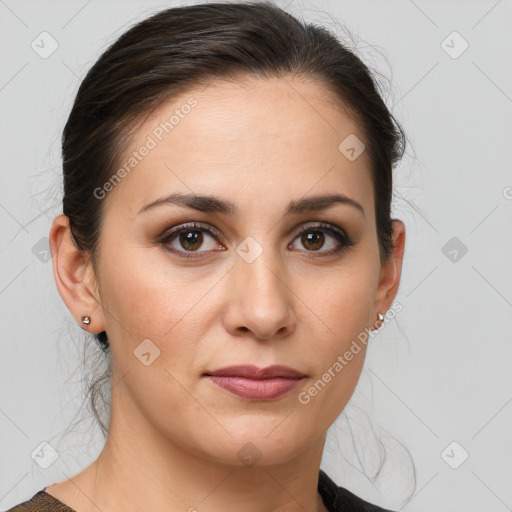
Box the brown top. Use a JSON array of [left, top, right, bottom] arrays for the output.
[[5, 489, 76, 512], [5, 470, 395, 511]]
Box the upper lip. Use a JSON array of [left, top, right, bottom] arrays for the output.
[[204, 365, 306, 379]]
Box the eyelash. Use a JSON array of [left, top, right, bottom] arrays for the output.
[[158, 221, 354, 260]]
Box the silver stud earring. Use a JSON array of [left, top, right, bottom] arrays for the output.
[[370, 312, 384, 332], [81, 315, 91, 325]]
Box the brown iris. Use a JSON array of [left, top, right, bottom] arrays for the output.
[[179, 230, 203, 251], [301, 231, 324, 251]]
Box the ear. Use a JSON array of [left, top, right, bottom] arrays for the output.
[[372, 219, 406, 328], [49, 214, 106, 334]]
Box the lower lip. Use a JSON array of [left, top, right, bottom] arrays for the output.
[[206, 376, 303, 400]]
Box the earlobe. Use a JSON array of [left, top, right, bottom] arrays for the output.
[[49, 214, 106, 333]]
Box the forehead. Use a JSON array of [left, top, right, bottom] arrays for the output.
[[104, 75, 374, 219]]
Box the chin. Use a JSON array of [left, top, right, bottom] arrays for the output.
[[197, 423, 316, 468]]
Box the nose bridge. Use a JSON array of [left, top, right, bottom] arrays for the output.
[[235, 234, 284, 298]]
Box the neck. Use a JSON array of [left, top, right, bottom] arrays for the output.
[[86, 392, 329, 512]]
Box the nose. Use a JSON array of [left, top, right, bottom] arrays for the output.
[[222, 246, 296, 341]]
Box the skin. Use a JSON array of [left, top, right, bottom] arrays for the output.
[[48, 75, 405, 512]]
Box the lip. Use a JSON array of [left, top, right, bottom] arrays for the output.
[[204, 365, 306, 401]]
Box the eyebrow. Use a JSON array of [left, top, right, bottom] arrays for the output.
[[137, 192, 365, 218]]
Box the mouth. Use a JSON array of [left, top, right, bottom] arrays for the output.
[[203, 365, 306, 401]]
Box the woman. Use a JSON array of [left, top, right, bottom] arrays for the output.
[[8, 2, 407, 511]]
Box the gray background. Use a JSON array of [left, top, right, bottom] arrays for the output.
[[1, 0, 511, 510]]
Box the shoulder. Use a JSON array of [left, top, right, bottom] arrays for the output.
[[4, 489, 76, 512], [8, 474, 394, 512], [318, 470, 396, 512]]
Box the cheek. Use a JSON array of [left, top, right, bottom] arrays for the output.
[[300, 261, 377, 338], [290, 332, 367, 443], [97, 242, 226, 381], [292, 263, 376, 411], [97, 249, 207, 425], [98, 242, 190, 338]]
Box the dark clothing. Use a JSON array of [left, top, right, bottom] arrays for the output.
[[6, 469, 395, 511], [317, 469, 395, 511]]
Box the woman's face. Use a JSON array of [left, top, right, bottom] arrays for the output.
[[85, 76, 403, 466]]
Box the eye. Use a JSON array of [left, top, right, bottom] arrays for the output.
[[159, 222, 225, 259], [159, 221, 354, 260], [289, 222, 353, 257]]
